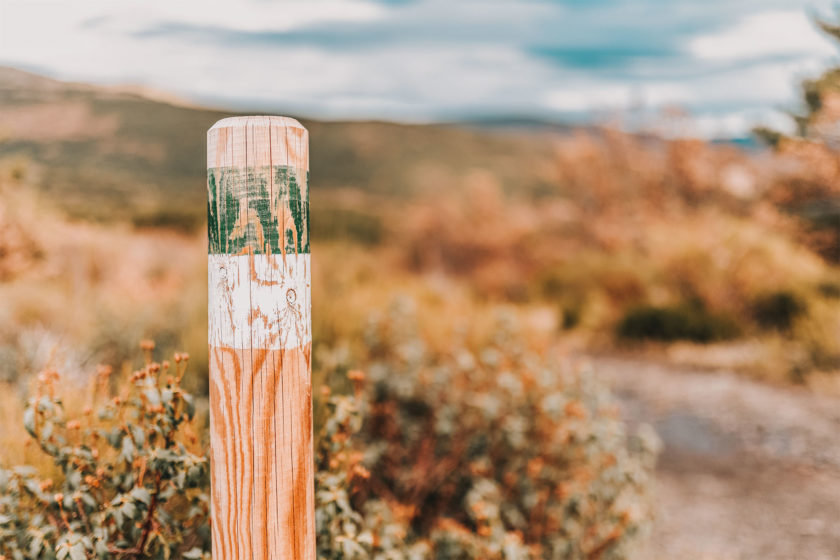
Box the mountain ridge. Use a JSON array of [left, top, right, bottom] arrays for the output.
[[0, 66, 559, 228]]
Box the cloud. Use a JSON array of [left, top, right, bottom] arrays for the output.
[[107, 1, 387, 33], [0, 0, 838, 136], [690, 10, 835, 61]]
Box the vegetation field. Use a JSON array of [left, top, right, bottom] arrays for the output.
[[0, 64, 839, 558]]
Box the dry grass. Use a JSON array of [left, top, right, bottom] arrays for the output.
[[0, 123, 838, 408], [0, 167, 207, 390]]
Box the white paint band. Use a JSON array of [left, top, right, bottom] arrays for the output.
[[208, 253, 311, 350]]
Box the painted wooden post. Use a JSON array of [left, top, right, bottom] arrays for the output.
[[207, 116, 314, 559]]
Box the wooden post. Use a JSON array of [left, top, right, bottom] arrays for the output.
[[207, 116, 314, 559]]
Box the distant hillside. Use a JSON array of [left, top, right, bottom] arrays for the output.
[[0, 67, 558, 229]]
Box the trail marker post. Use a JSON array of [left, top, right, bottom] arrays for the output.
[[207, 116, 314, 559]]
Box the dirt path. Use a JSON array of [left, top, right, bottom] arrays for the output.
[[591, 357, 840, 560]]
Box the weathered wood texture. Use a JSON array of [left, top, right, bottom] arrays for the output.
[[208, 116, 314, 559]]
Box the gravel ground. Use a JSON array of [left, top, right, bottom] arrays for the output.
[[591, 356, 840, 560]]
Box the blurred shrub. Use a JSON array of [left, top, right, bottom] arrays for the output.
[[316, 303, 659, 558], [0, 175, 209, 395], [560, 302, 583, 330], [131, 211, 203, 233], [0, 178, 45, 282], [312, 207, 384, 246], [751, 291, 807, 331], [817, 280, 840, 299], [617, 303, 740, 343], [539, 275, 585, 330], [2, 312, 657, 559], [538, 257, 650, 331], [767, 137, 840, 262]]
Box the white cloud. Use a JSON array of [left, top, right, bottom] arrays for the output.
[[0, 0, 838, 136], [689, 10, 835, 61], [2, 0, 385, 35], [543, 86, 627, 113], [181, 45, 552, 121]]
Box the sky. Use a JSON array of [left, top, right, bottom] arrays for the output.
[[1, 0, 838, 137]]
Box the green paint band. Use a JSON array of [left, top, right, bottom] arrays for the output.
[[207, 165, 310, 255]]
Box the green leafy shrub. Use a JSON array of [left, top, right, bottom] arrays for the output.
[[751, 291, 807, 331], [0, 345, 210, 560], [616, 302, 740, 343], [3, 308, 657, 560]]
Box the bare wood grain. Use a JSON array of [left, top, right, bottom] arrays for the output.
[[208, 116, 314, 559]]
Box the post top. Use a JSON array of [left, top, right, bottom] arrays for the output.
[[209, 115, 306, 131], [207, 115, 309, 170]]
